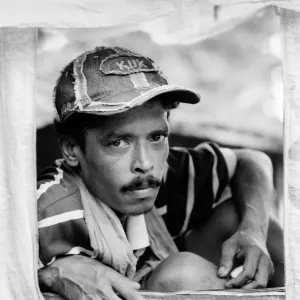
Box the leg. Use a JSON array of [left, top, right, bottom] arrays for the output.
[[145, 252, 227, 292], [183, 199, 284, 287]]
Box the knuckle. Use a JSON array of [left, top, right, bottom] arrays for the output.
[[96, 281, 111, 292], [95, 288, 110, 300]]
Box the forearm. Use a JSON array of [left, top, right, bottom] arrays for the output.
[[231, 149, 274, 239], [38, 255, 142, 300]]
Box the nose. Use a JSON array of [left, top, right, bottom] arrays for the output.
[[131, 143, 153, 174]]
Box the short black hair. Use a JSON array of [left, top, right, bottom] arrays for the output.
[[54, 96, 179, 152]]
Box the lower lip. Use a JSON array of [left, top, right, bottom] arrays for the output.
[[127, 188, 157, 198]]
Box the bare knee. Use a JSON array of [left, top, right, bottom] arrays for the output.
[[145, 252, 226, 292]]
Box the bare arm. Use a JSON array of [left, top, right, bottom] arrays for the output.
[[218, 149, 275, 288], [231, 149, 273, 239]]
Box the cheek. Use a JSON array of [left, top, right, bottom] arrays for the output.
[[162, 144, 169, 162], [153, 142, 169, 170], [94, 163, 120, 186], [91, 156, 130, 190]]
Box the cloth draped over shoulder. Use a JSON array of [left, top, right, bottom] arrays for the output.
[[71, 169, 178, 280]]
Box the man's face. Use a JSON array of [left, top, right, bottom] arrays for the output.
[[74, 102, 170, 215]]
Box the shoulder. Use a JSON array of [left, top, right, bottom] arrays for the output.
[[37, 159, 83, 221], [168, 142, 237, 179], [168, 142, 222, 172], [37, 160, 91, 266]]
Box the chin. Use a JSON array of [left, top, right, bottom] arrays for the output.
[[127, 201, 155, 216], [129, 206, 153, 216]]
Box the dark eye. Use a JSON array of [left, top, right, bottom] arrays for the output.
[[151, 134, 166, 143], [109, 140, 129, 148]]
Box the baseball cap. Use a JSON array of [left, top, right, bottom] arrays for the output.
[[54, 46, 201, 122]]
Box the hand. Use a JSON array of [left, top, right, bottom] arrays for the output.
[[38, 255, 145, 300], [217, 230, 274, 289]]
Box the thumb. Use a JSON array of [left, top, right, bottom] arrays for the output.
[[218, 241, 237, 277]]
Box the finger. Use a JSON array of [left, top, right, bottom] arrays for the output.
[[112, 276, 144, 300], [230, 266, 244, 279], [226, 248, 260, 288], [218, 240, 237, 277], [114, 285, 145, 300], [111, 273, 141, 290], [242, 256, 273, 289], [102, 289, 123, 300], [267, 257, 275, 281]]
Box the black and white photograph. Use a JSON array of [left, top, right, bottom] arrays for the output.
[[1, 1, 300, 300]]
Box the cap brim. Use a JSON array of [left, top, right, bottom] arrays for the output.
[[78, 84, 201, 116]]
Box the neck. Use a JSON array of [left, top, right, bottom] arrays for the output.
[[114, 210, 128, 226]]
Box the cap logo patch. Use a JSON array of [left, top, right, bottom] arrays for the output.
[[100, 56, 158, 75]]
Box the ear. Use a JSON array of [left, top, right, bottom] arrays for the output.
[[60, 136, 81, 167]]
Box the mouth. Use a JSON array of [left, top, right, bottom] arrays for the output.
[[134, 184, 156, 190], [125, 187, 158, 198]]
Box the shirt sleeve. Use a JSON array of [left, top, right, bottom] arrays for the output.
[[193, 143, 237, 206], [37, 163, 93, 269], [159, 142, 237, 238], [38, 206, 93, 269], [219, 147, 237, 181]]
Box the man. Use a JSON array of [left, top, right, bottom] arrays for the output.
[[37, 46, 284, 300]]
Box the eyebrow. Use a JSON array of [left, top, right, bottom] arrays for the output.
[[101, 124, 170, 141]]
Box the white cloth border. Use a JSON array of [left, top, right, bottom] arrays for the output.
[[1, 2, 299, 299]]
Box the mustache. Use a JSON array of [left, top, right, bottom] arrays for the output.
[[120, 175, 161, 193]]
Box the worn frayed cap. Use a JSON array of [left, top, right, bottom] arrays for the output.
[[54, 46, 201, 122]]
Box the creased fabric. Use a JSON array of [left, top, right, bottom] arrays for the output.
[[133, 205, 179, 283], [0, 28, 41, 300], [72, 170, 179, 281], [73, 174, 138, 279], [145, 205, 179, 261], [281, 8, 300, 300]]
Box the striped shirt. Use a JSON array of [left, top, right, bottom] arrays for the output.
[[37, 142, 236, 269]]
